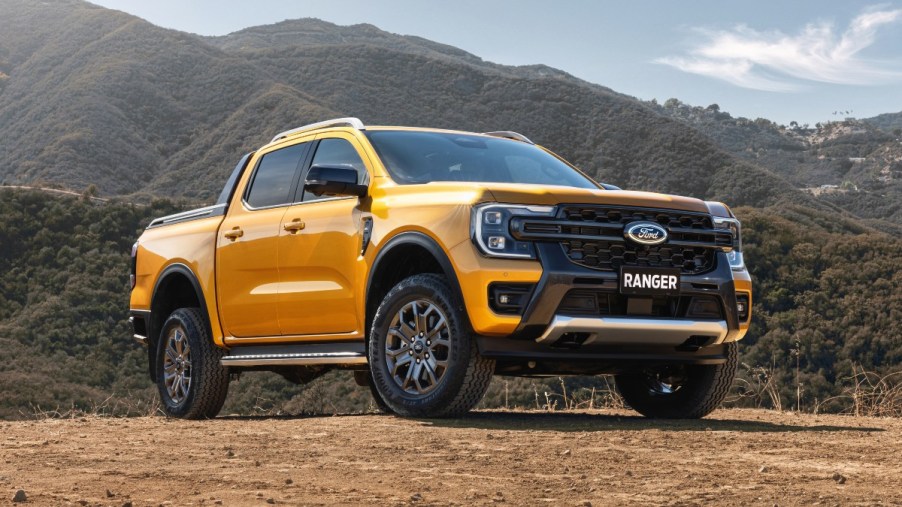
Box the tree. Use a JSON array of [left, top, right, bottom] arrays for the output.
[[706, 103, 720, 112], [81, 184, 98, 201], [664, 98, 681, 109]]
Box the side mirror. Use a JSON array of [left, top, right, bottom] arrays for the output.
[[304, 164, 368, 198]]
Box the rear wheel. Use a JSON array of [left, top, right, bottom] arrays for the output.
[[615, 341, 738, 419], [156, 308, 230, 419], [368, 274, 494, 417]]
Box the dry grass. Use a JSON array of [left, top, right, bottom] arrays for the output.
[[818, 366, 902, 417], [25, 392, 162, 419], [531, 376, 624, 412]]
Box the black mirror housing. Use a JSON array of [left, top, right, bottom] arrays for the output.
[[304, 164, 367, 198]]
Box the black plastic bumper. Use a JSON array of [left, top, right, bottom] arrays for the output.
[[477, 243, 740, 370]]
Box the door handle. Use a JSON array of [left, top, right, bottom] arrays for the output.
[[283, 218, 306, 233], [224, 227, 244, 241]]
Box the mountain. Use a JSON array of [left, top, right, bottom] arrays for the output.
[[654, 100, 902, 226], [866, 111, 902, 134], [0, 0, 803, 210]]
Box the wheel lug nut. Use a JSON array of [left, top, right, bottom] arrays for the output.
[[426, 340, 431, 346], [409, 350, 413, 355], [425, 353, 430, 359], [416, 358, 421, 363]]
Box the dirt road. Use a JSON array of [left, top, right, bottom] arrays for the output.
[[1, 409, 900, 506]]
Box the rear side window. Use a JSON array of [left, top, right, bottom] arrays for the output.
[[303, 138, 368, 201], [216, 152, 253, 206], [245, 143, 307, 208]]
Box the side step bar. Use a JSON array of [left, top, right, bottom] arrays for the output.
[[221, 342, 367, 367]]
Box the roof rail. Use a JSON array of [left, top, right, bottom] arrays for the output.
[[483, 131, 534, 144], [270, 117, 365, 143]]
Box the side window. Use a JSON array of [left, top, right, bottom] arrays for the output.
[[245, 143, 307, 209], [304, 138, 368, 201]]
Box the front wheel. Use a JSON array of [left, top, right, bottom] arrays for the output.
[[615, 341, 738, 419], [368, 274, 494, 418], [156, 308, 230, 419]]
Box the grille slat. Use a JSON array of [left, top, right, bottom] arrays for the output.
[[515, 205, 728, 275]]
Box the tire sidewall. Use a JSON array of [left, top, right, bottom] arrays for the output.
[[156, 310, 203, 418], [616, 343, 738, 419], [368, 275, 472, 416]]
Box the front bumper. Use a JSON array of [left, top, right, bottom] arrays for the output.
[[476, 242, 748, 371], [535, 316, 728, 345]]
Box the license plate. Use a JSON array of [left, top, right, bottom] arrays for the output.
[[619, 266, 681, 296]]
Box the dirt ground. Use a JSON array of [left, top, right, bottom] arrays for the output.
[[1, 408, 901, 506]]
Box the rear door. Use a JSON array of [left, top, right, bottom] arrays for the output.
[[276, 134, 371, 337], [216, 140, 311, 338]]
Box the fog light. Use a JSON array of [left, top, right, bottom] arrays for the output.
[[736, 294, 750, 321], [487, 236, 506, 249], [489, 284, 534, 315]]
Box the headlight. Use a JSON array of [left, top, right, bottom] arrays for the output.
[[713, 217, 744, 270], [472, 204, 555, 259]]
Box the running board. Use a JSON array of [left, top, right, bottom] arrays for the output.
[[221, 342, 367, 367]]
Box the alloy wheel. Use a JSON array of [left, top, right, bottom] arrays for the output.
[[163, 326, 192, 404], [384, 299, 451, 395]]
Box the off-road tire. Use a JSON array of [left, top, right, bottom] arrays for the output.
[[368, 274, 494, 418], [156, 308, 230, 419], [615, 341, 738, 419], [366, 371, 395, 414]]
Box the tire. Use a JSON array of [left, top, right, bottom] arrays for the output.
[[368, 274, 494, 418], [156, 308, 230, 419], [615, 341, 738, 419], [366, 371, 395, 414]]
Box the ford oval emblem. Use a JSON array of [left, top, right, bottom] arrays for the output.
[[625, 222, 668, 245]]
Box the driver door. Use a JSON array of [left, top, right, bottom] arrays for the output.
[[276, 134, 371, 337]]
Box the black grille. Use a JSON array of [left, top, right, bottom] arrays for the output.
[[510, 205, 731, 275], [558, 290, 724, 319], [563, 239, 713, 274], [562, 206, 714, 229]]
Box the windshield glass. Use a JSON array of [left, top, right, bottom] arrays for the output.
[[365, 131, 599, 189]]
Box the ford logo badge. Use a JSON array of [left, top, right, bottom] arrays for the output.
[[625, 222, 668, 245]]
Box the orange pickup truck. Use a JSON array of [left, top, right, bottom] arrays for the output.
[[129, 118, 751, 419]]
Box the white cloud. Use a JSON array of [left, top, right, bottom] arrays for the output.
[[656, 7, 902, 91]]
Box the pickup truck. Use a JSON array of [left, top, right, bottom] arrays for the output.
[[129, 117, 751, 419]]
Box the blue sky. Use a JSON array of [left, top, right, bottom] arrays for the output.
[[90, 0, 902, 126]]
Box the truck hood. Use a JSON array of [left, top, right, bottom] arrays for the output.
[[481, 183, 710, 213]]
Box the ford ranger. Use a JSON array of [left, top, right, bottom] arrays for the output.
[[128, 117, 751, 419]]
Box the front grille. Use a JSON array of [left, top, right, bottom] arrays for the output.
[[562, 239, 713, 274], [558, 290, 724, 319], [510, 205, 732, 275]]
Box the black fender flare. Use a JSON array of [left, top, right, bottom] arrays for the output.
[[148, 263, 213, 379], [365, 231, 466, 311]]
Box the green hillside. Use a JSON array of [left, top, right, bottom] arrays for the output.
[[1, 0, 802, 210], [2, 188, 899, 418], [654, 100, 902, 226]]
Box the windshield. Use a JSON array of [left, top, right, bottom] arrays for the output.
[[365, 131, 599, 189]]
